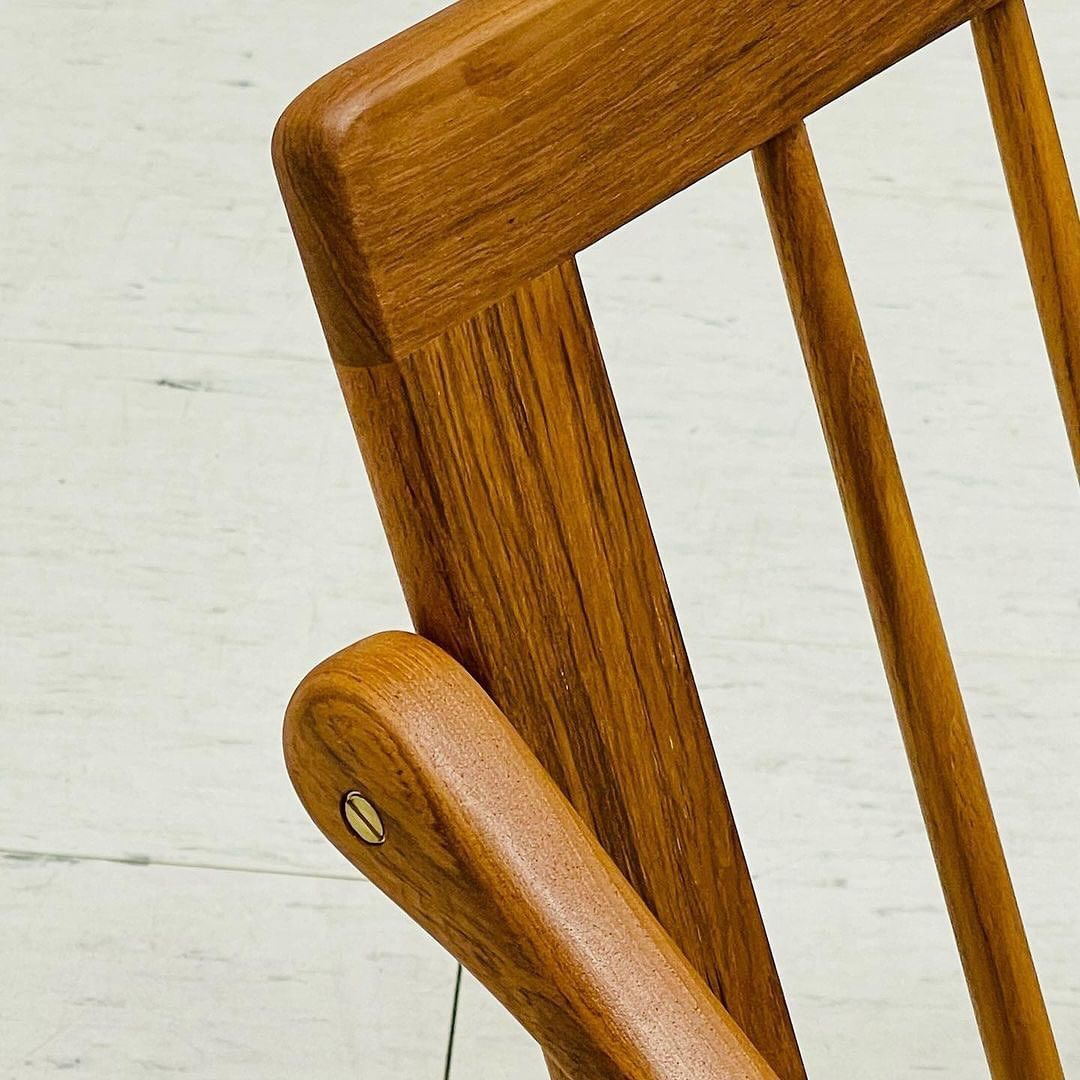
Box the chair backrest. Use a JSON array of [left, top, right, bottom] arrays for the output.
[[274, 2, 1077, 1076]]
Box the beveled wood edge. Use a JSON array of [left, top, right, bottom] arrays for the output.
[[284, 631, 779, 1080], [273, 0, 1002, 365]]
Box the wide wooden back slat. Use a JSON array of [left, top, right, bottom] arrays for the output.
[[274, 0, 1003, 366], [276, 0, 1076, 1075]]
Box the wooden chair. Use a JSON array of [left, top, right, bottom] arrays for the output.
[[273, 1, 1077, 1075]]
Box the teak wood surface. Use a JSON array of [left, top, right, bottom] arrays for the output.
[[333, 259, 804, 1078], [754, 121, 1063, 1080], [275, 0, 1074, 1074], [973, 0, 1080, 478], [273, 0, 1003, 365], [285, 632, 778, 1080]]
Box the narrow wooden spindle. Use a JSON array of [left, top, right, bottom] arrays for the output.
[[972, 0, 1080, 479], [753, 122, 1062, 1080]]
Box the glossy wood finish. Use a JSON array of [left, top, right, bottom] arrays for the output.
[[754, 122, 1063, 1080], [332, 259, 805, 1079], [272, 0, 1002, 364], [973, 0, 1080, 479], [273, 1, 1077, 1072], [285, 631, 779, 1080]]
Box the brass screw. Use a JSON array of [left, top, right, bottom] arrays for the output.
[[342, 791, 386, 845]]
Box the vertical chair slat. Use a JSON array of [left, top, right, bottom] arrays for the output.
[[973, 0, 1080, 479], [753, 122, 1062, 1080]]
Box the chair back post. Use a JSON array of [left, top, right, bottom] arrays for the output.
[[275, 0, 1074, 1073]]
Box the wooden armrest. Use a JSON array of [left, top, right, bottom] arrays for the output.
[[284, 631, 777, 1080]]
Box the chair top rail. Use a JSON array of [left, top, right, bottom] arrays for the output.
[[274, 0, 999, 365]]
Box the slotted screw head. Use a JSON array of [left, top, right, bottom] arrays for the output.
[[342, 791, 386, 845]]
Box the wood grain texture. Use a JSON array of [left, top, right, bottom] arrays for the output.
[[272, 0, 1003, 364], [285, 631, 779, 1080], [754, 122, 1063, 1080], [973, 0, 1080, 480], [333, 259, 806, 1079]]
